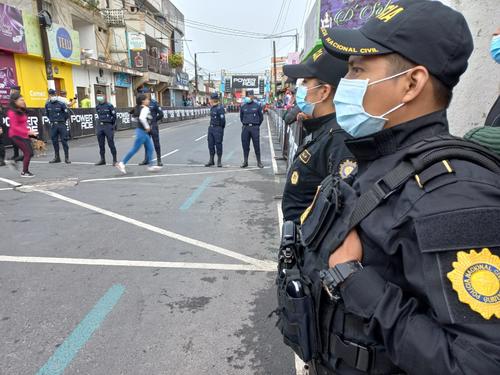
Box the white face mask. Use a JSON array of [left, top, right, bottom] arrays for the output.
[[333, 69, 412, 138]]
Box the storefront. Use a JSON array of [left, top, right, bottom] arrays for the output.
[[164, 71, 189, 107]]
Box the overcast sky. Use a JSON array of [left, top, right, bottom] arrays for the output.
[[170, 0, 314, 79]]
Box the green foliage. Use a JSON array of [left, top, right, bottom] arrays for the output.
[[169, 53, 184, 69]]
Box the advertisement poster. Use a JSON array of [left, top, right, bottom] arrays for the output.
[[320, 0, 400, 29], [47, 23, 81, 65], [0, 52, 17, 104], [131, 50, 148, 71], [115, 73, 132, 88], [22, 13, 42, 56], [232, 76, 259, 89], [0, 3, 27, 54], [127, 32, 146, 51]]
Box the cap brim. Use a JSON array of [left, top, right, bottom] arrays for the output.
[[283, 63, 315, 79], [320, 27, 392, 59]]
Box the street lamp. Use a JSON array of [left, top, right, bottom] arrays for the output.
[[194, 51, 219, 103]]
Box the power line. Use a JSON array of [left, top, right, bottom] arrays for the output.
[[271, 0, 287, 35], [280, 0, 292, 33]]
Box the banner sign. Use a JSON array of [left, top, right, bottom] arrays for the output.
[[0, 3, 27, 54], [22, 13, 42, 56], [115, 73, 132, 88], [0, 52, 18, 104], [175, 72, 189, 86], [131, 50, 148, 71], [232, 76, 259, 89], [47, 23, 81, 65], [127, 32, 146, 51]]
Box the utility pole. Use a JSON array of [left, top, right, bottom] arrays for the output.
[[295, 32, 299, 52], [36, 0, 55, 90], [194, 53, 198, 104], [208, 72, 211, 92], [273, 41, 277, 100]]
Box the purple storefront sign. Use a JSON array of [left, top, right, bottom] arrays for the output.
[[0, 52, 18, 104], [0, 3, 27, 53], [320, 0, 399, 29]]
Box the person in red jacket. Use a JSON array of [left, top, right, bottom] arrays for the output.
[[7, 93, 37, 177]]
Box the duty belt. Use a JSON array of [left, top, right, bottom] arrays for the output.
[[99, 122, 114, 126], [243, 124, 258, 127], [51, 122, 66, 125]]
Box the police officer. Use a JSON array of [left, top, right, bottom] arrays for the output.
[[45, 88, 70, 164], [139, 89, 164, 166], [95, 91, 118, 166], [205, 93, 226, 167], [281, 47, 355, 223], [240, 90, 264, 168], [305, 1, 500, 373]]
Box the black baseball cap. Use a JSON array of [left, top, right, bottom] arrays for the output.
[[320, 0, 473, 88], [48, 88, 56, 95], [247, 90, 254, 96], [210, 93, 219, 100], [283, 47, 348, 86]]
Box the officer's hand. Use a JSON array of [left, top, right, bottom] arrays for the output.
[[296, 112, 311, 122], [0, 128, 2, 135], [328, 229, 363, 268]]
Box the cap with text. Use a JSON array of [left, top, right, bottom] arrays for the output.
[[320, 0, 473, 88]]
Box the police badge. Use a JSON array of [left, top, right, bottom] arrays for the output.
[[338, 159, 357, 180]]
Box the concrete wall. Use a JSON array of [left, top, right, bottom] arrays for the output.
[[441, 0, 500, 136]]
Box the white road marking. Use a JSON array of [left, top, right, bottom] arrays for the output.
[[152, 148, 179, 162], [34, 188, 276, 272], [195, 134, 207, 142], [0, 177, 22, 187], [80, 166, 270, 183], [0, 255, 268, 272], [0, 187, 13, 191], [266, 115, 279, 175], [31, 161, 96, 165]]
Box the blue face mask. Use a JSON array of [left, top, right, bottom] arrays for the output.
[[333, 69, 410, 138], [244, 97, 252, 104], [491, 35, 500, 64], [295, 84, 324, 116]]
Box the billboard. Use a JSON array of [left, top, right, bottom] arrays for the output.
[[47, 23, 81, 65], [0, 52, 18, 104], [303, 0, 399, 56], [0, 3, 27, 54], [232, 76, 259, 89], [127, 32, 146, 51]]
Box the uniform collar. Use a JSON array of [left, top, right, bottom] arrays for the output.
[[345, 110, 449, 161], [302, 112, 338, 137]]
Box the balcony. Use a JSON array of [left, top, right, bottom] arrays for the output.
[[147, 55, 172, 76]]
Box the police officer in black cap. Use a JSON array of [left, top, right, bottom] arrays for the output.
[[298, 1, 500, 373], [205, 92, 226, 167], [281, 47, 355, 223], [138, 88, 164, 166], [45, 88, 70, 164], [95, 90, 118, 166], [240, 90, 264, 168]]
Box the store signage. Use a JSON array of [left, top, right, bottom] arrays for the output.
[[0, 53, 18, 104], [127, 32, 146, 51], [47, 23, 80, 65], [176, 72, 189, 87], [115, 73, 132, 88], [0, 3, 27, 54]]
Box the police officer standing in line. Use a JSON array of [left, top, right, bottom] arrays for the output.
[[45, 89, 70, 164], [139, 88, 164, 167], [299, 1, 500, 373], [95, 90, 118, 166], [240, 90, 264, 168], [205, 92, 226, 167], [281, 48, 355, 223]]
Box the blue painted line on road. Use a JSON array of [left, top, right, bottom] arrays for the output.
[[180, 177, 213, 210], [225, 149, 236, 161], [35, 284, 126, 375]]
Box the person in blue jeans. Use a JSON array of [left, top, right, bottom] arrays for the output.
[[116, 94, 162, 174]]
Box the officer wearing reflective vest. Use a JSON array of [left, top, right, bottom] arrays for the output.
[[45, 88, 70, 164], [281, 47, 355, 223], [95, 91, 118, 166], [240, 90, 264, 168], [277, 1, 500, 374], [205, 92, 226, 168]]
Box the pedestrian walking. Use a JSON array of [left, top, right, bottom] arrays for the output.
[[138, 89, 164, 166], [8, 85, 23, 162], [95, 91, 118, 166], [45, 89, 70, 164], [240, 90, 264, 168], [6, 93, 37, 177], [205, 93, 226, 167], [116, 94, 161, 174]]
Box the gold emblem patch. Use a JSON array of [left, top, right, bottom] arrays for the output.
[[447, 248, 500, 320], [299, 150, 311, 164], [339, 159, 357, 179], [291, 171, 299, 185]]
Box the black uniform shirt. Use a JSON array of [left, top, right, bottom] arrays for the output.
[[96, 102, 116, 124], [210, 104, 226, 127], [282, 113, 355, 222], [338, 110, 500, 374]]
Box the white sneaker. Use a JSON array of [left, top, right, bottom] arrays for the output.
[[116, 162, 126, 174], [147, 165, 162, 172]]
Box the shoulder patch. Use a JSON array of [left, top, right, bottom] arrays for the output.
[[447, 248, 500, 320], [299, 149, 311, 164], [290, 171, 299, 185], [338, 159, 357, 179]]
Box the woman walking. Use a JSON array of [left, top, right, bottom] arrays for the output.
[[116, 94, 161, 174], [7, 93, 37, 177]]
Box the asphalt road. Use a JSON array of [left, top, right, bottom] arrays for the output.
[[0, 113, 295, 375]]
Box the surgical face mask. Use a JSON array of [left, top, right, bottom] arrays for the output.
[[491, 35, 500, 64], [50, 96, 58, 102], [97, 96, 105, 103], [296, 84, 325, 116], [333, 69, 411, 138], [244, 97, 252, 104]]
